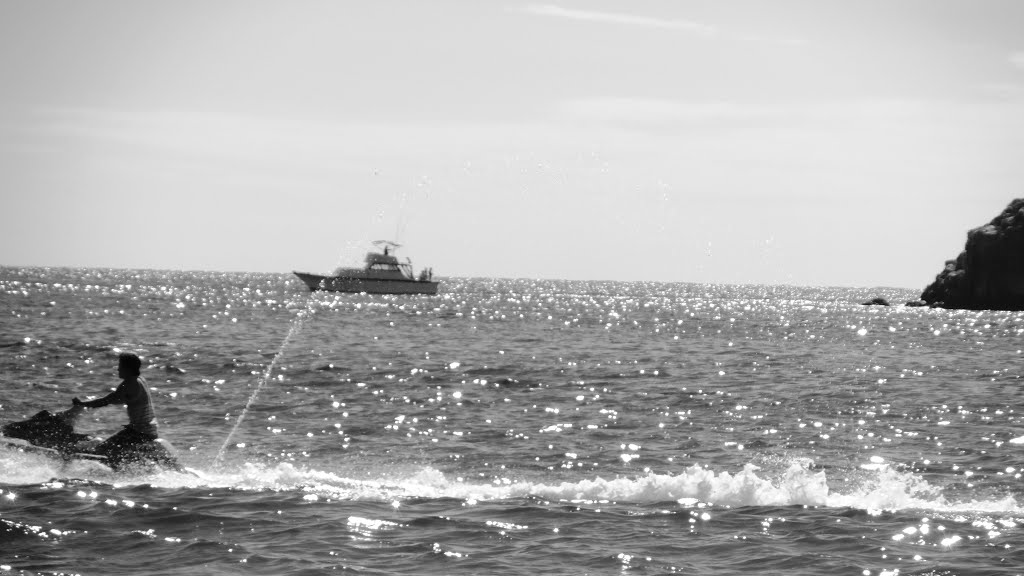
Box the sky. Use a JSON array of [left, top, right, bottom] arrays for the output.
[[1, 0, 1023, 288]]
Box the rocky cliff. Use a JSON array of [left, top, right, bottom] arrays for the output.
[[920, 198, 1024, 310]]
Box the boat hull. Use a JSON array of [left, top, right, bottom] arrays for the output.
[[293, 272, 439, 295]]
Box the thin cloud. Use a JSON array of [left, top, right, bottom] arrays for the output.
[[523, 4, 717, 36], [558, 98, 778, 126], [521, 4, 805, 47]]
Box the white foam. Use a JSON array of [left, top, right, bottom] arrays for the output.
[[167, 458, 1022, 516], [4, 448, 1020, 517], [0, 447, 112, 484]]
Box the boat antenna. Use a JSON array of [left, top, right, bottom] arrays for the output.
[[372, 240, 402, 252]]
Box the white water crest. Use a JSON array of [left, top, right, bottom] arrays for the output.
[[87, 457, 1018, 518]]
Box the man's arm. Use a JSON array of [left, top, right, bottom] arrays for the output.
[[73, 383, 125, 408]]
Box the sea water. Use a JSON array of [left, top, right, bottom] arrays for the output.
[[1, 267, 1022, 575]]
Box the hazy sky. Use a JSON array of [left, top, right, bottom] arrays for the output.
[[2, 1, 1023, 288]]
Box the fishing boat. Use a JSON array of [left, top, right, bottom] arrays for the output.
[[293, 241, 439, 295]]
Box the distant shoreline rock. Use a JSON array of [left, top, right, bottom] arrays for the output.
[[920, 198, 1024, 311]]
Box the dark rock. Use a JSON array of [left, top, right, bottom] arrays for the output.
[[920, 198, 1024, 310], [861, 297, 890, 306]]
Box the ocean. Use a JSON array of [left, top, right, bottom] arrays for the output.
[[1, 267, 1022, 576]]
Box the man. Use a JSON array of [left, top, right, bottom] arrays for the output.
[[73, 352, 159, 466]]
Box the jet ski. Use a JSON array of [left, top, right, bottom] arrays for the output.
[[1, 404, 186, 473]]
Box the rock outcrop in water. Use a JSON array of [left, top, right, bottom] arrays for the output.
[[920, 198, 1024, 310], [861, 297, 890, 306]]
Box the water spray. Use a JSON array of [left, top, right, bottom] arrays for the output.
[[213, 300, 317, 468]]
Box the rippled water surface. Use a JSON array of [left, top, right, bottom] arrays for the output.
[[1, 267, 1023, 575]]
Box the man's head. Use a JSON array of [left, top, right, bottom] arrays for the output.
[[118, 352, 142, 378]]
